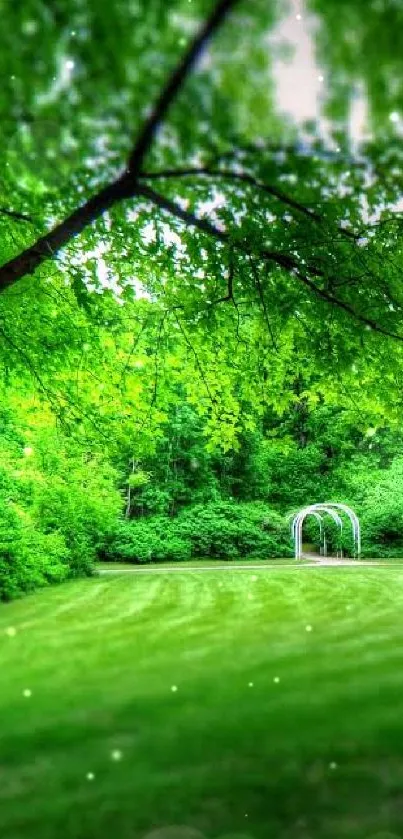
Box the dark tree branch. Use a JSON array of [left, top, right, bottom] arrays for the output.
[[128, 0, 240, 175], [173, 312, 217, 406], [137, 182, 323, 275], [138, 183, 403, 342], [0, 174, 134, 293], [293, 268, 403, 342], [250, 260, 278, 351], [140, 166, 323, 221], [139, 166, 358, 239], [0, 0, 239, 292], [211, 251, 235, 303], [138, 182, 230, 241], [0, 207, 36, 224]]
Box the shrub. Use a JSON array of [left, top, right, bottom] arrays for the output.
[[0, 501, 70, 602], [101, 502, 292, 564], [101, 518, 192, 563], [0, 418, 122, 597], [176, 501, 291, 558], [360, 503, 403, 558], [358, 458, 403, 558], [27, 454, 121, 577]]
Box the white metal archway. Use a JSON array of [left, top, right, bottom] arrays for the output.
[[291, 503, 360, 560]]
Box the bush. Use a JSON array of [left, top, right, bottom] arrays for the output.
[[360, 503, 403, 558], [101, 518, 192, 563], [101, 502, 292, 564], [176, 502, 291, 558], [0, 416, 122, 598], [358, 458, 403, 558], [27, 453, 122, 577], [0, 501, 70, 602]]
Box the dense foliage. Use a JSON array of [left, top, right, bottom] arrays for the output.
[[3, 372, 403, 598], [1, 0, 403, 596], [0, 388, 121, 599], [102, 502, 291, 563], [108, 404, 403, 564]]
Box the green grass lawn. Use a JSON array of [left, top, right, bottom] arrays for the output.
[[2, 568, 403, 839], [98, 558, 302, 570], [98, 559, 403, 571]]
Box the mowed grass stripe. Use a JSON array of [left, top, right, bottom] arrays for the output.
[[2, 569, 403, 839]]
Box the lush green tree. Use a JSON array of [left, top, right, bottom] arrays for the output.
[[0, 0, 403, 451], [2, 0, 403, 590]]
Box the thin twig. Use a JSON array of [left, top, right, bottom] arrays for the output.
[[0, 207, 36, 224], [137, 183, 403, 342], [140, 166, 357, 239]]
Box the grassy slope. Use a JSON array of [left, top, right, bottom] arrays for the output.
[[1, 569, 403, 839]]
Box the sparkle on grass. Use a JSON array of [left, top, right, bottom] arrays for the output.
[[273, 676, 280, 684], [6, 626, 16, 637], [329, 761, 337, 770], [23, 689, 32, 698], [171, 685, 178, 692], [111, 749, 122, 762], [86, 772, 95, 781], [248, 681, 254, 688], [250, 574, 258, 581], [247, 593, 253, 600], [390, 111, 400, 123], [305, 624, 313, 632]]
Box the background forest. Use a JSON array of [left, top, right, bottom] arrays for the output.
[[2, 0, 403, 598], [2, 373, 403, 601]]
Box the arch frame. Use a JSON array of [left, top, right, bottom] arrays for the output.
[[291, 503, 360, 561]]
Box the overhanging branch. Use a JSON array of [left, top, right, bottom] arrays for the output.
[[0, 207, 36, 224], [0, 175, 134, 293], [137, 183, 403, 342], [0, 0, 239, 292], [128, 0, 240, 175], [139, 166, 357, 239]]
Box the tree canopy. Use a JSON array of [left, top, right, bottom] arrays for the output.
[[1, 0, 403, 447]]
